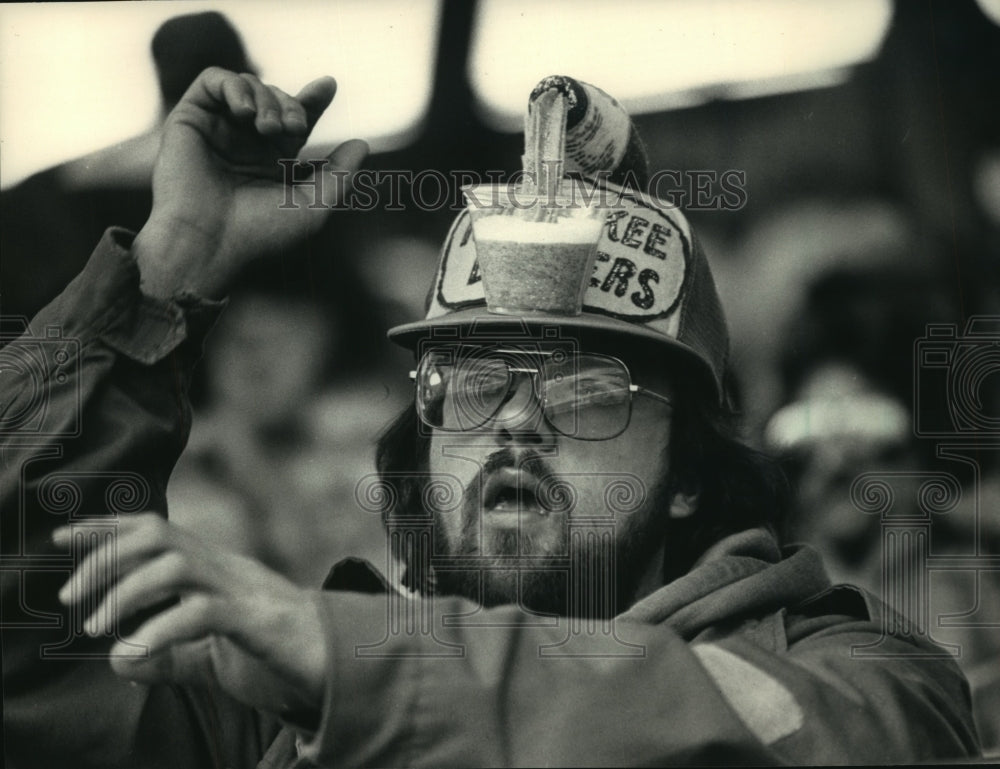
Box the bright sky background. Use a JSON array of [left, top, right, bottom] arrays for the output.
[[0, 0, 442, 188], [0, 0, 893, 188], [469, 0, 893, 128]]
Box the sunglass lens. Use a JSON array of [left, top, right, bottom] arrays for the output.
[[417, 353, 512, 430], [544, 355, 631, 440]]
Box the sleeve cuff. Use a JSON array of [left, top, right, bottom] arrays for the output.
[[101, 288, 226, 366], [28, 227, 226, 366]]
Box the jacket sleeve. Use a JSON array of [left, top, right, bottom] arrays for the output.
[[0, 228, 276, 769], [294, 588, 980, 767]]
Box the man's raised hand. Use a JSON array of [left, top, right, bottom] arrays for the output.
[[134, 68, 368, 299]]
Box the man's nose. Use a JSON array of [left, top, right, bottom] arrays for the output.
[[487, 373, 555, 444]]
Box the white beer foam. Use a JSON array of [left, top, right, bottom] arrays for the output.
[[473, 215, 602, 244]]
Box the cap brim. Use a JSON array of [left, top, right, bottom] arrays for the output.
[[387, 306, 720, 398]]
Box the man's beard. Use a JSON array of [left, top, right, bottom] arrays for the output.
[[426, 447, 672, 618]]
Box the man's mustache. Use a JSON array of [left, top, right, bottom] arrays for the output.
[[460, 447, 556, 511]]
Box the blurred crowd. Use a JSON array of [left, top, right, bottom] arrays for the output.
[[2, 3, 998, 752]]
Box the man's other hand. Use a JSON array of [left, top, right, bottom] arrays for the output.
[[55, 514, 328, 722]]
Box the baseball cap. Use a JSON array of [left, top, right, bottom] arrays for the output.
[[387, 82, 730, 403]]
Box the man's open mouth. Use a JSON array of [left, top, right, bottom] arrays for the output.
[[481, 467, 548, 517]]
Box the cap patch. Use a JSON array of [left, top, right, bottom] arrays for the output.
[[429, 186, 691, 334]]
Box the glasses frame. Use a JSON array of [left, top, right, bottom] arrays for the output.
[[409, 347, 673, 441]]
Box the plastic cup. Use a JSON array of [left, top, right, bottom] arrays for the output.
[[463, 184, 608, 315]]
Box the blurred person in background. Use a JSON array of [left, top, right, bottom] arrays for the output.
[[709, 197, 919, 439], [1, 11, 256, 322], [765, 263, 956, 586], [764, 261, 1000, 753], [169, 265, 402, 587]]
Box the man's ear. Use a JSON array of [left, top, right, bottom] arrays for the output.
[[668, 490, 699, 519]]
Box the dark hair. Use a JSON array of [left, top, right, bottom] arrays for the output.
[[374, 363, 789, 589], [660, 368, 789, 580]]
